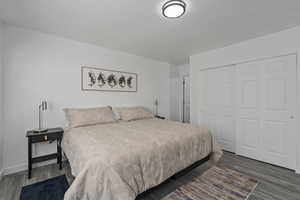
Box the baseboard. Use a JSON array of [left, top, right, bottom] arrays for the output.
[[3, 159, 58, 176], [3, 163, 27, 175]]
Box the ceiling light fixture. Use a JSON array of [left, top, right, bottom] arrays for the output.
[[162, 0, 186, 18]]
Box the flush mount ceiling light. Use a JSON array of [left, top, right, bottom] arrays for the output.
[[162, 0, 186, 18]]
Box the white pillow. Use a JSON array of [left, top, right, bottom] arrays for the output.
[[63, 106, 116, 128], [114, 106, 154, 121]]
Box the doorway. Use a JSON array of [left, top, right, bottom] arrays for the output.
[[182, 75, 190, 123]]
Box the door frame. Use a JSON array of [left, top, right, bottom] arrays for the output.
[[182, 75, 190, 123]]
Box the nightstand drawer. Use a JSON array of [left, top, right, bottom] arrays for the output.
[[30, 132, 62, 143]]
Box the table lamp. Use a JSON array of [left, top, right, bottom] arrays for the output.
[[34, 100, 48, 133], [154, 99, 159, 116]]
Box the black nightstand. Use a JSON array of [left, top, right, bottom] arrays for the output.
[[155, 115, 166, 120], [26, 127, 64, 179]]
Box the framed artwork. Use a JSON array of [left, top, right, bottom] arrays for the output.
[[81, 66, 138, 92]]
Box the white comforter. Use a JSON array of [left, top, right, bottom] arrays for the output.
[[63, 119, 222, 200]]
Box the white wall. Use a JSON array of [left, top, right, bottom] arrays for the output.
[[169, 64, 189, 121], [0, 21, 4, 178], [190, 26, 300, 173], [2, 24, 170, 174]]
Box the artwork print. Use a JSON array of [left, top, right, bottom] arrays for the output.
[[81, 66, 137, 92]]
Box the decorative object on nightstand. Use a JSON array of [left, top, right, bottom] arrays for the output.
[[34, 100, 48, 133], [155, 115, 165, 120], [26, 127, 64, 179]]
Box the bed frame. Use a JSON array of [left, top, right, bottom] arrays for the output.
[[138, 155, 210, 197], [171, 155, 210, 178]]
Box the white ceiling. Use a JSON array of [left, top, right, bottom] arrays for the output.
[[1, 0, 300, 65]]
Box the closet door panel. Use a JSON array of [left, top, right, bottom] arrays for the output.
[[218, 115, 235, 152], [205, 113, 218, 138], [236, 62, 262, 160], [236, 54, 297, 169], [200, 66, 236, 152], [260, 55, 297, 169]]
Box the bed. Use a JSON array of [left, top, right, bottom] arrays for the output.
[[62, 116, 222, 200]]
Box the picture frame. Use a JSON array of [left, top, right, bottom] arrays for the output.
[[81, 66, 138, 92]]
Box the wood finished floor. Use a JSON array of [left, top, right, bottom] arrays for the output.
[[1, 152, 300, 200]]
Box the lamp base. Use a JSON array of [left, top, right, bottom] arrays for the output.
[[33, 128, 48, 133]]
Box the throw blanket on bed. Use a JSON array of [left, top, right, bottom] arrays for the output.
[[63, 119, 222, 200]]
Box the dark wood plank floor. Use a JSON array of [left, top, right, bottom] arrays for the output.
[[1, 152, 300, 200]]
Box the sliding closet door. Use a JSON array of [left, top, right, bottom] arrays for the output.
[[236, 54, 297, 169], [236, 62, 261, 160], [260, 55, 297, 169], [199, 66, 235, 152]]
